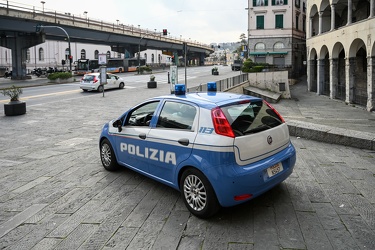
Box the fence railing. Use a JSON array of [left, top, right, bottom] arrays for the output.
[[187, 73, 248, 93]]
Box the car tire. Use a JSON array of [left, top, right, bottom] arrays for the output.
[[180, 168, 220, 218], [119, 82, 125, 89], [100, 139, 119, 171], [97, 85, 104, 92], [82, 89, 88, 92]]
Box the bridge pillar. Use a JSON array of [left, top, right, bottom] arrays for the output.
[[0, 32, 45, 79]]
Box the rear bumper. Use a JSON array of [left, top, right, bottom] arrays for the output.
[[207, 142, 296, 207], [80, 84, 98, 91]]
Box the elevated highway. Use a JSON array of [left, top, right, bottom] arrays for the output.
[[0, 1, 214, 79]]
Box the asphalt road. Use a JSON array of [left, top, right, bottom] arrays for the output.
[[0, 65, 239, 106]]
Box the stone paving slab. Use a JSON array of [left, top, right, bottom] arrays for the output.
[[0, 79, 374, 249]]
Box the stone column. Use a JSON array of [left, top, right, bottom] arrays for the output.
[[346, 57, 356, 103], [317, 59, 325, 95], [367, 56, 375, 111], [318, 11, 323, 34], [307, 59, 317, 92], [330, 4, 336, 31], [330, 58, 339, 99], [347, 0, 353, 25]]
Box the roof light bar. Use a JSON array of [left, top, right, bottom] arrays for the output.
[[174, 84, 186, 95], [207, 82, 217, 92]]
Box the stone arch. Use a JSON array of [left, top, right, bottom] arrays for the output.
[[332, 42, 346, 100], [320, 0, 332, 33], [348, 38, 367, 106], [310, 4, 319, 37]]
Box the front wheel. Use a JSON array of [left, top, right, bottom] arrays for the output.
[[180, 168, 220, 218], [100, 139, 119, 171], [119, 82, 125, 89]]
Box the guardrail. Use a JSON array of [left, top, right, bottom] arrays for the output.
[[187, 73, 249, 92]]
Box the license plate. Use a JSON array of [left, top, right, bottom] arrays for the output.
[[267, 162, 283, 178]]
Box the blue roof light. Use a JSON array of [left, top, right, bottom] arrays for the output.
[[175, 84, 186, 95], [207, 82, 217, 92]]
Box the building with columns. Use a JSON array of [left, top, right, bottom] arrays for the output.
[[306, 0, 375, 111]]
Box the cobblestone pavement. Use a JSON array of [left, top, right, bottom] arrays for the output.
[[0, 78, 374, 249]]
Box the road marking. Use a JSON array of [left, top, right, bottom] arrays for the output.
[[0, 89, 81, 103]]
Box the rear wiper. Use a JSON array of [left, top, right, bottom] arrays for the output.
[[243, 124, 270, 134]]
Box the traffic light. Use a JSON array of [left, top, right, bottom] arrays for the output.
[[61, 59, 66, 65], [69, 55, 73, 63], [163, 29, 168, 35]]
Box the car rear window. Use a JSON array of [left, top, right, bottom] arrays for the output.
[[221, 100, 283, 137], [83, 75, 95, 81]]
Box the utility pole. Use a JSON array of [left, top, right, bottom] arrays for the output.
[[36, 25, 72, 71]]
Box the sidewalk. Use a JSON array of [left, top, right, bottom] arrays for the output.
[[273, 77, 375, 150], [1, 74, 375, 150]]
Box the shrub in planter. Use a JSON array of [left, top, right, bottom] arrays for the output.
[[47, 72, 73, 81], [1, 85, 26, 116]]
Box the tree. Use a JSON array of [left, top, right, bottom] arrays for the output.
[[239, 33, 247, 45], [236, 33, 248, 59]]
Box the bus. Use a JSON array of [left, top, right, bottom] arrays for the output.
[[75, 59, 99, 75], [106, 58, 146, 73], [75, 58, 146, 75]]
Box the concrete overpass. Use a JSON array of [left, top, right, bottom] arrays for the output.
[[0, 1, 214, 79]]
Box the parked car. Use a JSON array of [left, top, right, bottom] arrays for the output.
[[99, 83, 296, 218], [80, 72, 125, 92]]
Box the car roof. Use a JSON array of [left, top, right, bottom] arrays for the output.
[[151, 92, 263, 109]]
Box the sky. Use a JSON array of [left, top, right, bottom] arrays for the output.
[[17, 0, 248, 45]]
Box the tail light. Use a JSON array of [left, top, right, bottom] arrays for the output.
[[263, 100, 285, 123], [211, 107, 235, 138], [93, 76, 98, 83]]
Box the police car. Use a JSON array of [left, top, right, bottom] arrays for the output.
[[99, 83, 296, 218]]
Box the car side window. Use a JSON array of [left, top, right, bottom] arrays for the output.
[[127, 101, 160, 126], [157, 101, 196, 130]]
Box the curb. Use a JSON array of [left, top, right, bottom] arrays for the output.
[[287, 120, 375, 150]]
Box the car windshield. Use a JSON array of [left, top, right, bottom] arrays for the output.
[[221, 100, 283, 137]]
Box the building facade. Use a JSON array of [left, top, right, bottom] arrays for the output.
[[0, 41, 171, 74], [247, 0, 307, 78], [306, 0, 375, 111]]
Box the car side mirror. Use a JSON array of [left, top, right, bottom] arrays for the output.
[[112, 119, 122, 132]]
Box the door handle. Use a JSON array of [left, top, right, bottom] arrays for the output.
[[139, 133, 146, 140], [178, 138, 189, 146]]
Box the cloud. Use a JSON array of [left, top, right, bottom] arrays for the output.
[[23, 0, 247, 44]]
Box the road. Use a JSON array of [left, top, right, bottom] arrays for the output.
[[0, 65, 239, 106], [0, 71, 374, 249]]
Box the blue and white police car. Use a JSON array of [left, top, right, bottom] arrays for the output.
[[99, 83, 296, 218]]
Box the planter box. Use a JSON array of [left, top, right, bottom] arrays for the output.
[[147, 81, 157, 88], [4, 101, 26, 116]]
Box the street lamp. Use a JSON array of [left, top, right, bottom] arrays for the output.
[[83, 11, 88, 20], [138, 32, 148, 74], [116, 19, 119, 25], [40, 1, 45, 13]]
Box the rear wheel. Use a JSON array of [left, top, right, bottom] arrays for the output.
[[97, 85, 104, 92], [100, 139, 119, 171], [119, 82, 125, 89], [180, 168, 220, 218]]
